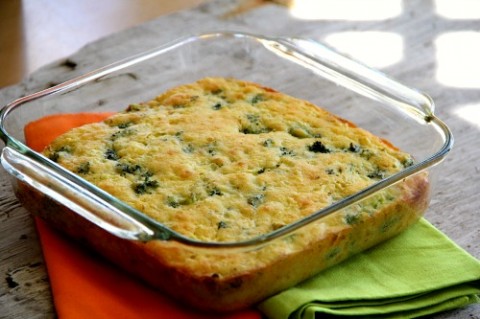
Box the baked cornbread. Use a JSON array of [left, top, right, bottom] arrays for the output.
[[23, 78, 429, 311]]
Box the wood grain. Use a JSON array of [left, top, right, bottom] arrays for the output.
[[0, 0, 207, 88]]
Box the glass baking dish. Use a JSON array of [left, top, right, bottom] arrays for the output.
[[0, 31, 452, 249], [0, 31, 454, 312]]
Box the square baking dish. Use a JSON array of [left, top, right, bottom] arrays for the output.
[[0, 32, 453, 311]]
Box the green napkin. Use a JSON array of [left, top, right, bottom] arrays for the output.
[[258, 218, 480, 319]]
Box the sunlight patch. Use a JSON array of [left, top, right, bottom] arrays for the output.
[[453, 103, 480, 127], [435, 0, 480, 19], [435, 32, 480, 88], [324, 31, 403, 68], [289, 0, 402, 20]]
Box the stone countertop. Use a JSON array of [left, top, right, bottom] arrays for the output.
[[1, 0, 479, 318]]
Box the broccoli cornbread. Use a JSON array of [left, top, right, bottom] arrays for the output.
[[35, 77, 429, 311]]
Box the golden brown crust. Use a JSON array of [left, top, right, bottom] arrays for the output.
[[16, 77, 430, 312], [15, 172, 429, 311], [42, 77, 418, 243]]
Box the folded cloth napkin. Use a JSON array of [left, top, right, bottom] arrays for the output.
[[258, 218, 480, 319], [25, 113, 262, 319], [25, 113, 480, 319]]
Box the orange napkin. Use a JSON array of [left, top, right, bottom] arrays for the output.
[[24, 113, 262, 319]]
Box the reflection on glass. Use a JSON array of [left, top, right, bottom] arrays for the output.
[[289, 0, 402, 20], [324, 31, 403, 68]]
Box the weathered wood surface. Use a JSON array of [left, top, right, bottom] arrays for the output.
[[1, 0, 479, 318]]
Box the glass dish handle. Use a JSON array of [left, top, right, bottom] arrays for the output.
[[275, 37, 435, 120], [1, 146, 157, 241]]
